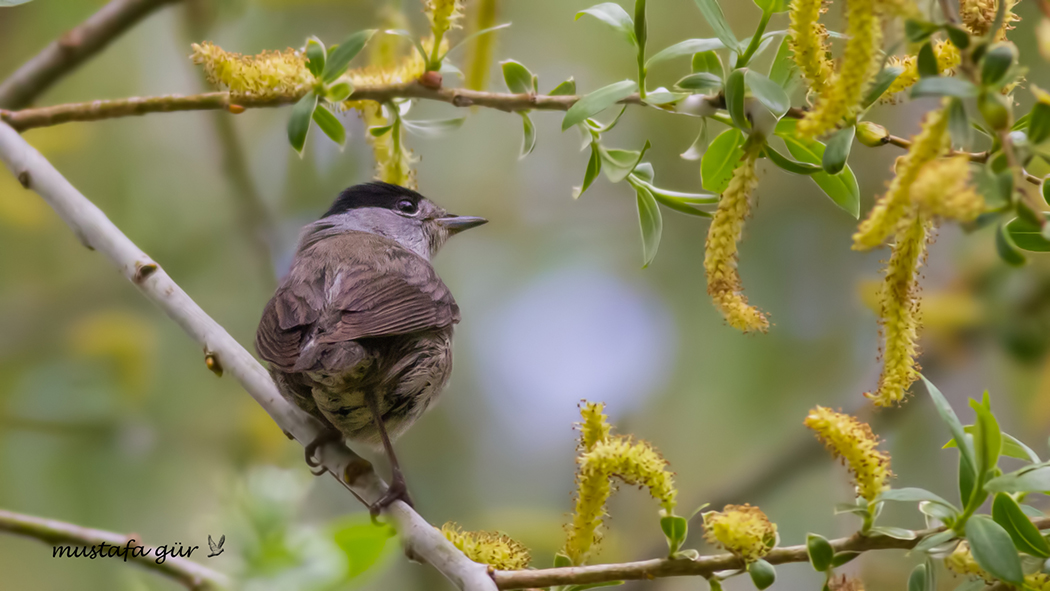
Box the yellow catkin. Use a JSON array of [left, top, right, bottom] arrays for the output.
[[704, 141, 768, 333], [911, 156, 986, 222], [798, 0, 882, 138], [882, 40, 961, 100], [868, 214, 930, 406], [945, 541, 994, 582], [961, 0, 1019, 39], [804, 406, 893, 500], [853, 102, 950, 250], [702, 504, 777, 563], [578, 401, 612, 453], [426, 0, 465, 37], [1027, 573, 1050, 591], [190, 42, 314, 98], [788, 0, 834, 95], [564, 402, 678, 565], [441, 523, 531, 571]]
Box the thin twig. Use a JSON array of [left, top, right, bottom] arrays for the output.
[[0, 121, 498, 591], [0, 0, 181, 110], [493, 518, 1050, 589], [0, 508, 228, 590]]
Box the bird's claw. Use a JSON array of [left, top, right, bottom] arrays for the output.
[[303, 428, 343, 476], [369, 471, 413, 518]]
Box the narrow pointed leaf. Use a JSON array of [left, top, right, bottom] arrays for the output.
[[312, 104, 346, 146], [600, 140, 651, 183], [401, 117, 466, 138], [646, 38, 725, 68], [681, 120, 709, 160], [966, 515, 1024, 585], [745, 69, 790, 117], [576, 3, 637, 47], [550, 78, 577, 96], [692, 0, 739, 50], [563, 80, 637, 130], [781, 134, 860, 217], [519, 113, 537, 159], [701, 127, 744, 192], [986, 466, 1050, 493], [287, 92, 318, 154], [635, 184, 663, 267], [323, 30, 376, 82], [502, 60, 536, 94], [574, 143, 603, 199], [991, 493, 1050, 557], [305, 37, 326, 78], [822, 125, 855, 174], [725, 69, 747, 130], [763, 145, 821, 174], [863, 66, 904, 107]]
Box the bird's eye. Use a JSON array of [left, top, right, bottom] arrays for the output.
[[396, 199, 418, 214]]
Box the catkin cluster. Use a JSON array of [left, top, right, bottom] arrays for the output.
[[704, 140, 769, 333], [702, 504, 777, 563], [191, 42, 315, 99], [441, 523, 531, 571], [564, 402, 678, 565], [805, 406, 893, 501]]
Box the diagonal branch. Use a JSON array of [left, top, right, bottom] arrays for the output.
[[493, 517, 1050, 590], [0, 0, 182, 110], [0, 121, 497, 591], [0, 508, 229, 590]]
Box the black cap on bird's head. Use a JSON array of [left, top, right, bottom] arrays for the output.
[[315, 182, 487, 259]]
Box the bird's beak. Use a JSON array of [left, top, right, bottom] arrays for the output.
[[436, 215, 488, 234]]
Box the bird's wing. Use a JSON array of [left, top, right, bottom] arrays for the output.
[[208, 536, 217, 552], [218, 535, 225, 549], [255, 232, 458, 371]]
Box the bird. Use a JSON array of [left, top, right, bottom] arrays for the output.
[[207, 535, 225, 558], [255, 182, 486, 513]]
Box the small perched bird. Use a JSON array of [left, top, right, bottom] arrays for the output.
[[255, 182, 486, 512]]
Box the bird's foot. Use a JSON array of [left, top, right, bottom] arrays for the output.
[[369, 469, 413, 518], [303, 428, 343, 476]]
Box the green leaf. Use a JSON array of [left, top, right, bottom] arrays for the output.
[[587, 105, 628, 133], [905, 19, 941, 43], [401, 117, 466, 138], [440, 23, 512, 60], [876, 487, 956, 510], [1005, 216, 1050, 251], [312, 104, 346, 146], [781, 134, 860, 217], [821, 125, 854, 175], [948, 97, 973, 150], [635, 180, 716, 217], [692, 50, 724, 76], [908, 563, 927, 591], [991, 493, 1050, 557], [863, 66, 904, 107], [1029, 102, 1050, 144], [661, 515, 689, 554], [323, 30, 376, 83], [914, 530, 959, 553], [563, 80, 638, 131], [635, 184, 663, 267], [946, 428, 1041, 463], [911, 77, 979, 99], [748, 558, 776, 590], [327, 81, 353, 102], [917, 42, 939, 78], [692, 0, 739, 51], [519, 113, 537, 159], [986, 466, 1050, 493], [745, 69, 790, 117], [981, 43, 1017, 87], [946, 25, 971, 50], [970, 392, 1002, 477], [922, 376, 979, 489], [550, 78, 577, 96], [997, 223, 1028, 266], [959, 450, 979, 509], [287, 91, 318, 154], [647, 39, 725, 68], [634, 0, 647, 53], [806, 534, 833, 572], [554, 553, 573, 568], [305, 37, 326, 78], [384, 29, 431, 65], [599, 140, 651, 183], [643, 87, 687, 106], [769, 36, 800, 92], [725, 69, 747, 130], [966, 515, 1025, 585], [502, 60, 537, 94], [576, 3, 637, 47], [675, 72, 723, 92], [762, 145, 821, 174], [574, 143, 603, 199], [701, 127, 744, 192], [330, 516, 396, 580]]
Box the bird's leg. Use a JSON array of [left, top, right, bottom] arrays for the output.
[[303, 427, 343, 476], [365, 393, 413, 516]]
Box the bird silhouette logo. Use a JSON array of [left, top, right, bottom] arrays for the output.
[[207, 535, 225, 558]]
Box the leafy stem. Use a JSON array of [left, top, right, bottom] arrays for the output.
[[735, 8, 771, 70]]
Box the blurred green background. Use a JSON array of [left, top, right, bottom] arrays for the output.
[[3, 0, 1050, 589]]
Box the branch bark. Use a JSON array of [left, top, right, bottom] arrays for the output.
[[0, 121, 497, 591], [493, 518, 1050, 590], [0, 0, 181, 110], [0, 508, 228, 590]]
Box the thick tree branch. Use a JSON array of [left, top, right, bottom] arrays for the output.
[[0, 508, 228, 590], [494, 517, 1050, 590], [0, 121, 497, 591], [0, 0, 181, 110]]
